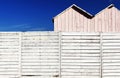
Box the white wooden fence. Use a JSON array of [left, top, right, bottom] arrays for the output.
[[0, 32, 119, 78]]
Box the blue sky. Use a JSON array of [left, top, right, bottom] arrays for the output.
[[0, 0, 119, 31]]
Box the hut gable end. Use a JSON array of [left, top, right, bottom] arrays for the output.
[[53, 4, 120, 32], [54, 5, 91, 32], [92, 4, 120, 32], [53, 4, 93, 21]]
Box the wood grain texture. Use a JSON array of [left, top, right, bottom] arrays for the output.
[[54, 5, 120, 32], [21, 32, 59, 78], [0, 32, 119, 78], [61, 32, 101, 78], [0, 32, 20, 78]]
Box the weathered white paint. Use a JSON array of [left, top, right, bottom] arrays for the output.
[[0, 32, 119, 78], [0, 32, 20, 78], [61, 32, 101, 78], [21, 32, 59, 78], [102, 33, 120, 78]]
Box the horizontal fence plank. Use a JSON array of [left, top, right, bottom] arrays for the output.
[[0, 32, 20, 78], [0, 32, 120, 78], [61, 32, 101, 78], [102, 33, 120, 78], [21, 32, 59, 78]]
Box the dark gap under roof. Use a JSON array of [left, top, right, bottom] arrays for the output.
[[71, 6, 93, 19]]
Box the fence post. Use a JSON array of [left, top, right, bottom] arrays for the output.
[[59, 32, 62, 78], [19, 32, 22, 78], [100, 33, 103, 78]]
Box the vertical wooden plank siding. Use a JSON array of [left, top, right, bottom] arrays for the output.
[[98, 13, 102, 32], [72, 8, 76, 31], [54, 7, 120, 32], [83, 16, 88, 32], [62, 12, 65, 31], [116, 8, 120, 32], [109, 8, 112, 31], [105, 8, 109, 32], [102, 10, 105, 32], [76, 10, 80, 32], [90, 18, 95, 32], [95, 13, 98, 32], [112, 7, 115, 32], [65, 9, 69, 32], [54, 17, 58, 31], [69, 9, 73, 32]]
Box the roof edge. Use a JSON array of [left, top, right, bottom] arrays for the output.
[[94, 4, 115, 16], [52, 4, 118, 23], [52, 4, 93, 23], [108, 4, 114, 8], [72, 4, 93, 17]]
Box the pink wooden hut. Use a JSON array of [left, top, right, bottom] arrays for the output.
[[53, 4, 120, 32]]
